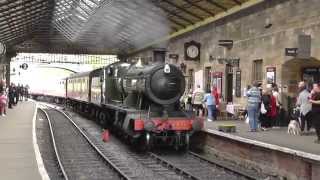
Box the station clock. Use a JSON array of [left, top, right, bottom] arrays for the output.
[[184, 40, 201, 61]]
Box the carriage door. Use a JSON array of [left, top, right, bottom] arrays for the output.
[[226, 64, 233, 103]]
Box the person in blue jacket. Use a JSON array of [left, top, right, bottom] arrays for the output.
[[203, 89, 216, 121]]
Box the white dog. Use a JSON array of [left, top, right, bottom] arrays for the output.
[[287, 120, 301, 135]]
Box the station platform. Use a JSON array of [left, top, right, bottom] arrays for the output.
[[0, 101, 42, 180], [200, 120, 320, 180], [204, 120, 320, 159]]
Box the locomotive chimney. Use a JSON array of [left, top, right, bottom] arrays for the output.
[[153, 48, 166, 63]]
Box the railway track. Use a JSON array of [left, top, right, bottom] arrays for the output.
[[149, 151, 257, 180], [39, 105, 131, 180], [38, 102, 262, 180]]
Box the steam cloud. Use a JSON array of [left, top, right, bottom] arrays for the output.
[[53, 0, 170, 53]]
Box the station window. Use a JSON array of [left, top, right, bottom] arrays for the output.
[[188, 69, 194, 91], [252, 59, 263, 83]]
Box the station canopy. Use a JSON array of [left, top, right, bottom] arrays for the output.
[[0, 0, 252, 55]]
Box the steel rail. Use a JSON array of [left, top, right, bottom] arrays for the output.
[[148, 152, 201, 180], [39, 103, 185, 180], [41, 104, 131, 180], [188, 151, 257, 180], [39, 102, 256, 179], [38, 108, 69, 180], [149, 150, 258, 180]]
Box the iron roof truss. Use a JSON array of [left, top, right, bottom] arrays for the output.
[[0, 0, 250, 54]]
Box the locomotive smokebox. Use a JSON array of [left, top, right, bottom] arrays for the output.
[[121, 48, 185, 105], [146, 64, 185, 105]]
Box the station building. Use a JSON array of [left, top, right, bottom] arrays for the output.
[[129, 0, 320, 112]]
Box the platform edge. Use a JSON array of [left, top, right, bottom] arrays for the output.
[[32, 101, 50, 180], [205, 128, 320, 162]]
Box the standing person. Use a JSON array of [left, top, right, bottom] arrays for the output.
[[272, 85, 281, 127], [192, 85, 204, 116], [8, 83, 14, 109], [260, 89, 271, 131], [20, 85, 24, 101], [246, 81, 261, 132], [309, 83, 320, 143], [269, 88, 277, 128], [3, 85, 7, 115], [16, 84, 21, 103], [296, 81, 312, 134], [203, 89, 216, 121], [212, 86, 220, 112], [186, 89, 193, 112], [0, 91, 7, 116], [13, 84, 18, 105], [0, 80, 4, 94], [25, 85, 29, 101]]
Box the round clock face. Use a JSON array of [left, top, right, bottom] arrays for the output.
[[187, 45, 199, 58]]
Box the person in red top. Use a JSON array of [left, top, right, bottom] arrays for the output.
[[309, 83, 320, 143], [211, 86, 220, 107], [260, 88, 277, 131], [269, 93, 277, 122], [0, 90, 7, 116]]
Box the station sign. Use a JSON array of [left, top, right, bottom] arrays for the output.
[[218, 40, 233, 48], [303, 68, 319, 74], [285, 48, 298, 56]]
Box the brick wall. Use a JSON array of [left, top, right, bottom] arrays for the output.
[[129, 0, 320, 109]]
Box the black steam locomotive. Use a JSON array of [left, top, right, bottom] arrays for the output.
[[39, 52, 202, 149]]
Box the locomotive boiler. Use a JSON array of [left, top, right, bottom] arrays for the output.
[[64, 50, 203, 150]]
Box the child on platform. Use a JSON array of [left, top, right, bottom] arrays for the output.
[[0, 91, 7, 116]]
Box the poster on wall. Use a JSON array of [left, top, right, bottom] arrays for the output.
[[194, 70, 204, 91], [266, 67, 276, 84]]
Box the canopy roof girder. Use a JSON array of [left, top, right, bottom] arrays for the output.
[[0, 0, 253, 54]]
